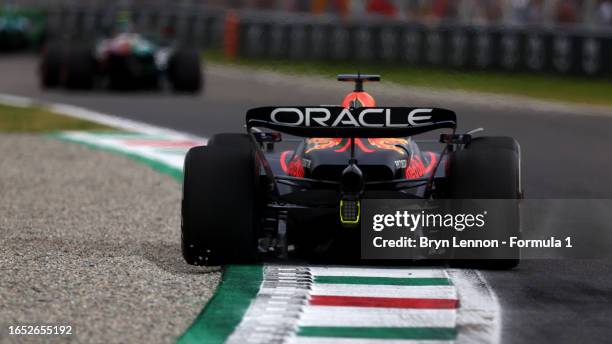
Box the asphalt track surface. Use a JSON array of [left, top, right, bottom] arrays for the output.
[[1, 55, 612, 343]]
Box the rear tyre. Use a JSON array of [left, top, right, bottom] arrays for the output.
[[181, 134, 260, 265], [63, 45, 95, 90], [469, 136, 519, 154], [207, 133, 253, 148], [168, 48, 202, 93], [447, 136, 521, 270], [40, 42, 63, 88]]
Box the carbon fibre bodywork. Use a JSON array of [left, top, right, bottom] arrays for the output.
[[95, 33, 165, 88], [241, 99, 465, 261], [263, 137, 446, 261], [279, 138, 440, 184]]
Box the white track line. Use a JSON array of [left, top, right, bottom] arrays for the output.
[[0, 93, 206, 142], [308, 267, 448, 278], [298, 308, 456, 327], [448, 269, 501, 344], [287, 339, 453, 344], [310, 284, 456, 299]]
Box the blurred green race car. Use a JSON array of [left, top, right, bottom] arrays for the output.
[[0, 5, 45, 52], [39, 13, 202, 92]]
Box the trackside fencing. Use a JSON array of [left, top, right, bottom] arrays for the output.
[[43, 5, 225, 50], [41, 6, 612, 78], [233, 12, 612, 78]]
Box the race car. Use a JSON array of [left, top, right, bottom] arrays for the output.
[[39, 23, 201, 91], [0, 5, 45, 52], [181, 74, 522, 269]]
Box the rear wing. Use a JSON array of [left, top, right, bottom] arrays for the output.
[[246, 107, 457, 138]]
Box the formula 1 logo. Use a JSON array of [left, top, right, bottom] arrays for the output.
[[270, 108, 433, 128]]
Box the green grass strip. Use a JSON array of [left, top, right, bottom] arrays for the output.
[[177, 265, 264, 344], [0, 103, 114, 132], [315, 276, 451, 286], [50, 132, 183, 182], [298, 326, 457, 340], [205, 50, 612, 107]]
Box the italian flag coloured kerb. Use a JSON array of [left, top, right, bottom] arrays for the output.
[[54, 131, 204, 181], [180, 266, 499, 344], [54, 131, 500, 344], [229, 266, 457, 343]]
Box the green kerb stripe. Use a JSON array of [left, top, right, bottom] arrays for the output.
[[315, 276, 452, 286], [51, 132, 183, 182], [177, 265, 264, 344], [298, 327, 457, 340]]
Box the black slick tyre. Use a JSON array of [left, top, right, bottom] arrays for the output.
[[40, 42, 63, 88], [447, 136, 521, 270], [206, 133, 253, 148], [168, 48, 202, 92], [63, 45, 95, 90], [181, 134, 260, 265]]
